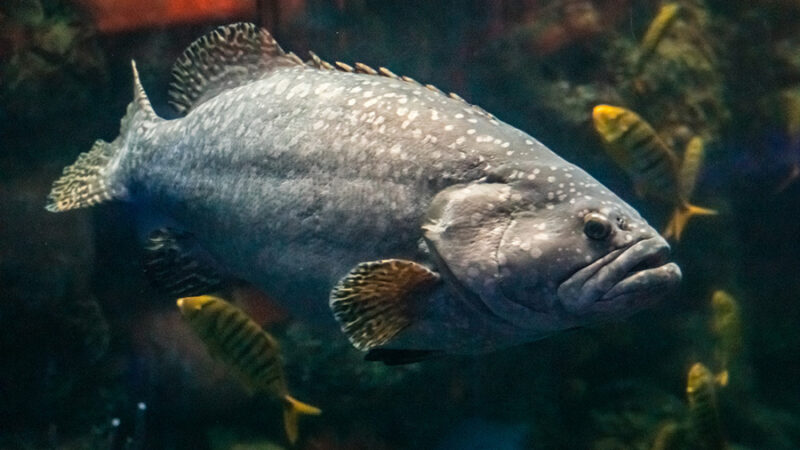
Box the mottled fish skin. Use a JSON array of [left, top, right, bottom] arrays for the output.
[[128, 66, 492, 315], [54, 25, 682, 354]]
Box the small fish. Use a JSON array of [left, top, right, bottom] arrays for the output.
[[176, 295, 320, 444], [678, 136, 705, 201], [637, 3, 681, 71], [592, 105, 716, 240], [709, 290, 742, 385], [686, 362, 726, 450], [47, 23, 681, 361], [776, 89, 800, 193]]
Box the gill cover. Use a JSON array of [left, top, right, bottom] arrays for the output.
[[422, 180, 517, 320]]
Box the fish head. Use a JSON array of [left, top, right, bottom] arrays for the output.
[[423, 161, 681, 334], [176, 295, 218, 319]]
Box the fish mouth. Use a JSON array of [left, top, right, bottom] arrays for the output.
[[557, 237, 681, 315]]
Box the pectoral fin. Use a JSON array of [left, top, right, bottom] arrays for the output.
[[329, 259, 440, 351]]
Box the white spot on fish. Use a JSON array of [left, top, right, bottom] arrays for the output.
[[547, 176, 556, 183], [347, 99, 356, 106], [455, 113, 464, 119], [445, 124, 454, 131], [397, 107, 408, 116], [314, 83, 330, 95], [364, 98, 378, 107], [456, 137, 466, 145], [530, 247, 543, 258], [467, 129, 476, 135], [274, 79, 289, 94], [350, 86, 363, 93], [431, 110, 440, 120]]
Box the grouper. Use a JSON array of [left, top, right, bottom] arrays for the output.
[[46, 23, 681, 363]]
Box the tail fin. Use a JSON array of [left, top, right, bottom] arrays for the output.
[[663, 203, 718, 241], [46, 61, 158, 212], [282, 394, 321, 444]]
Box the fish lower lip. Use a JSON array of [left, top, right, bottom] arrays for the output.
[[601, 262, 682, 301], [558, 236, 678, 313]]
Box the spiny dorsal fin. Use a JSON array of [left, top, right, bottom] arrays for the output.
[[144, 228, 228, 297], [378, 67, 399, 79], [425, 83, 444, 95], [335, 61, 355, 72], [401, 75, 419, 85], [168, 22, 302, 115], [448, 92, 465, 101], [307, 51, 334, 70], [329, 259, 440, 351], [355, 62, 377, 75]]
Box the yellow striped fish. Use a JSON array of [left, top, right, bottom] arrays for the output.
[[177, 295, 321, 444], [710, 290, 742, 386], [637, 3, 682, 71], [592, 105, 716, 240], [678, 136, 705, 200], [686, 362, 727, 450]]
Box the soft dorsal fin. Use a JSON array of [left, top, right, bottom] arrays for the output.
[[168, 22, 303, 115]]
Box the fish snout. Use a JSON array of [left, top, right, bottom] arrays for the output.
[[558, 236, 681, 316]]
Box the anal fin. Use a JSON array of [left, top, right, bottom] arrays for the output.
[[329, 259, 440, 351], [143, 228, 228, 297]]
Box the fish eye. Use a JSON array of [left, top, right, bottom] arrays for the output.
[[584, 213, 612, 240]]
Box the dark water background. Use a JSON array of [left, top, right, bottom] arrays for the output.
[[2, 0, 800, 448]]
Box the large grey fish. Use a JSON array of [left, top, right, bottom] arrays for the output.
[[47, 23, 681, 363]]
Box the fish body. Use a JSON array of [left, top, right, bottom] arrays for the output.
[[592, 104, 716, 240], [678, 136, 705, 201], [177, 295, 320, 443], [686, 362, 726, 450], [710, 290, 742, 380], [48, 24, 681, 357], [637, 3, 681, 70]]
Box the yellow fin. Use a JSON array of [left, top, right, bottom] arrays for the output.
[[329, 259, 440, 351], [637, 3, 681, 70], [663, 203, 718, 241], [679, 136, 705, 199], [715, 370, 729, 388], [282, 395, 321, 444]]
